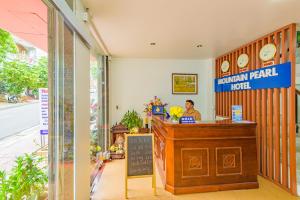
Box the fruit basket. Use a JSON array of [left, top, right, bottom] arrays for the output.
[[110, 144, 125, 159]]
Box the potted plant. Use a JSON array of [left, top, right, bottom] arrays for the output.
[[0, 154, 48, 200], [121, 110, 143, 132]]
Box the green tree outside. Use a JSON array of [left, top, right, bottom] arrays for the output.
[[0, 57, 48, 96], [0, 29, 17, 95], [0, 29, 17, 65], [0, 28, 48, 98]]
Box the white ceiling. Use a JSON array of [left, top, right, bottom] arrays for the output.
[[83, 0, 300, 59]]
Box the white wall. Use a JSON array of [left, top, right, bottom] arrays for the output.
[[109, 58, 215, 125]]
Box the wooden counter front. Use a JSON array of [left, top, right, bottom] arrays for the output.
[[152, 117, 258, 194]]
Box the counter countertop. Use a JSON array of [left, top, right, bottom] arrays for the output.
[[153, 116, 256, 127]]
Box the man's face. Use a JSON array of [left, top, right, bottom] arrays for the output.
[[185, 102, 193, 111]]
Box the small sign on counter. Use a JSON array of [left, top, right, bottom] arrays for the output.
[[232, 105, 243, 122], [179, 116, 195, 124]]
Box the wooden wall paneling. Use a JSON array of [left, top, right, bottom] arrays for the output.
[[219, 59, 222, 115], [267, 35, 274, 180], [239, 48, 244, 118], [288, 24, 297, 195], [261, 38, 268, 177], [233, 51, 237, 108], [251, 43, 256, 121], [256, 40, 262, 175], [214, 24, 297, 195], [228, 54, 231, 117], [230, 52, 233, 109], [217, 57, 220, 116], [281, 29, 288, 187], [220, 57, 223, 116], [238, 49, 243, 108], [225, 56, 227, 117], [216, 59, 219, 116], [228, 54, 232, 117], [224, 56, 227, 117], [225, 55, 229, 117], [219, 58, 222, 116], [229, 53, 233, 118], [217, 58, 220, 116], [216, 59, 218, 115], [274, 31, 281, 183], [250, 42, 259, 172], [247, 45, 251, 120], [218, 58, 221, 116], [221, 57, 223, 116], [221, 56, 225, 117], [243, 47, 246, 119]]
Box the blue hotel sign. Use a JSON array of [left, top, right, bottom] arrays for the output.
[[215, 62, 291, 92]]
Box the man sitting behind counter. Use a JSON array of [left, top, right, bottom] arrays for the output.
[[182, 100, 201, 121]]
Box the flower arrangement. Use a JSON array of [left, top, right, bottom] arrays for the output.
[[144, 96, 168, 116], [169, 106, 184, 121]]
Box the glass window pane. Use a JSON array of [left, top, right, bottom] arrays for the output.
[[0, 1, 49, 199], [65, 0, 74, 10], [90, 55, 100, 158], [62, 23, 74, 200]]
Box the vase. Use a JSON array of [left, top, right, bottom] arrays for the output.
[[172, 119, 179, 123], [171, 117, 179, 123]]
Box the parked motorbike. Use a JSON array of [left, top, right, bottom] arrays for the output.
[[7, 95, 18, 103]]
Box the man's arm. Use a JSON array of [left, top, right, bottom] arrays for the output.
[[195, 111, 201, 121]]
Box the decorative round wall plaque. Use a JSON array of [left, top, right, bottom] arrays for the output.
[[221, 60, 230, 73], [237, 53, 249, 68], [259, 43, 277, 62]]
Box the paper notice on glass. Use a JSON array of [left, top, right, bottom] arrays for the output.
[[39, 88, 48, 135]]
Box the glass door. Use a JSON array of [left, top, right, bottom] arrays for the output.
[[48, 12, 76, 199], [48, 9, 92, 199]]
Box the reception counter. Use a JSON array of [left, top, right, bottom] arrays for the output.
[[152, 116, 258, 194]]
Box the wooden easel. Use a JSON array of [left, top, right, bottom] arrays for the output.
[[124, 134, 156, 199]]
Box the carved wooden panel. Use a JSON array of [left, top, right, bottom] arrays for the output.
[[181, 148, 209, 178], [154, 131, 166, 170], [223, 154, 236, 168], [216, 147, 242, 176]]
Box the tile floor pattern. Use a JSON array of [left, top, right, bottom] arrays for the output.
[[92, 159, 300, 200]]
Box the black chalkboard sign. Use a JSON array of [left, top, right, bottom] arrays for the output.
[[126, 134, 154, 177]]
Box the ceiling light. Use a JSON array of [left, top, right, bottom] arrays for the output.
[[150, 42, 156, 46], [196, 44, 203, 48]]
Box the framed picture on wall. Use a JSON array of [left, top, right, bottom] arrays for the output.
[[172, 73, 198, 94]]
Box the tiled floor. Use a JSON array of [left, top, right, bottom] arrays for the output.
[[92, 159, 300, 200]]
